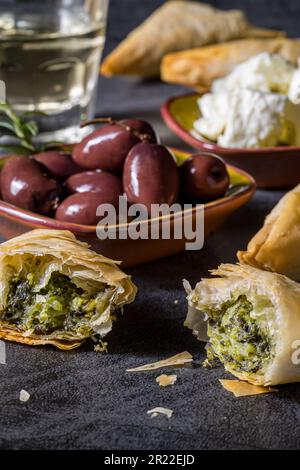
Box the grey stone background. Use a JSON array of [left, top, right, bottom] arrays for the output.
[[1, 0, 300, 451]]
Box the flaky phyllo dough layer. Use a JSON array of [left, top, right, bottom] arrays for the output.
[[238, 183, 300, 281], [186, 264, 300, 386], [0, 230, 137, 349]]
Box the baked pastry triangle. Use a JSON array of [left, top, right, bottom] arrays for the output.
[[238, 183, 300, 281], [101, 1, 284, 78], [161, 37, 300, 90]]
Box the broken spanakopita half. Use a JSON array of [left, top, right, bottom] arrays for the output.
[[186, 264, 300, 386], [0, 230, 137, 349], [238, 183, 300, 281]]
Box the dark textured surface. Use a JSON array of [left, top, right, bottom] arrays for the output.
[[1, 0, 300, 451]]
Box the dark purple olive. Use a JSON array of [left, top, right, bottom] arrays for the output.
[[180, 153, 230, 201], [55, 191, 118, 225], [1, 156, 61, 214], [120, 118, 157, 144], [72, 124, 141, 173], [123, 142, 180, 211], [32, 151, 82, 180], [65, 170, 122, 202]]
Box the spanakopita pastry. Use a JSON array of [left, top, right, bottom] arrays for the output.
[[161, 37, 300, 90], [186, 264, 300, 386], [238, 183, 300, 280], [101, 1, 283, 78], [0, 230, 137, 349]]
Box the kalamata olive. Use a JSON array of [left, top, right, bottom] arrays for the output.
[[123, 142, 180, 211], [72, 124, 141, 173], [55, 191, 117, 225], [1, 156, 61, 214], [180, 153, 230, 201], [120, 118, 157, 143], [32, 151, 81, 180], [65, 170, 122, 202]]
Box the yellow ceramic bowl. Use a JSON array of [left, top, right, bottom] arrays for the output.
[[0, 149, 255, 267], [162, 93, 300, 188]]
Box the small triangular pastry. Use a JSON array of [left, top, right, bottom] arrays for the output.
[[238, 183, 300, 280], [161, 37, 300, 90], [101, 1, 283, 78]]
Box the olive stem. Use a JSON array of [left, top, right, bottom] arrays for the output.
[[80, 117, 152, 142], [80, 117, 114, 127]]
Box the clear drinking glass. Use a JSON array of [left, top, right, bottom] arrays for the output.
[[0, 0, 109, 142]]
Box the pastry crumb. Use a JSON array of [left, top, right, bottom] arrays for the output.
[[219, 379, 278, 397], [183, 279, 192, 294], [147, 407, 173, 419], [0, 341, 6, 365], [126, 351, 193, 372], [94, 341, 108, 352], [156, 374, 177, 387], [19, 389, 30, 402], [174, 299, 179, 305]]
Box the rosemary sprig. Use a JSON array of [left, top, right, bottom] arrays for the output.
[[0, 103, 41, 155]]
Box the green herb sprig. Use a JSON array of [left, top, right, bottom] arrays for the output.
[[0, 103, 42, 155], [0, 103, 80, 156]]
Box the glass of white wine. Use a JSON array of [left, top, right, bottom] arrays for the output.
[[0, 0, 109, 143]]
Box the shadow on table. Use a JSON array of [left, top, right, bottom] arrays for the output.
[[106, 310, 204, 357]]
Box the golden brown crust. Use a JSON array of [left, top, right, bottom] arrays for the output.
[[219, 379, 277, 396], [187, 263, 300, 385], [0, 229, 137, 349], [100, 1, 284, 78], [0, 327, 82, 350], [238, 184, 300, 280], [161, 37, 300, 89]]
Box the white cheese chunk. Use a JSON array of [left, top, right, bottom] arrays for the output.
[[218, 89, 287, 148], [194, 53, 300, 149], [194, 93, 228, 141], [212, 53, 295, 95], [289, 64, 300, 104]]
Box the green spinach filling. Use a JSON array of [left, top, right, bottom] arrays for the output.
[[3, 272, 108, 336], [207, 295, 271, 374]]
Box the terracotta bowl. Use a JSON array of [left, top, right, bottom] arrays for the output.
[[161, 93, 300, 189], [0, 149, 255, 267]]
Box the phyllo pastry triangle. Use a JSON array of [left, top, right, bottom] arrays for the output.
[[161, 37, 300, 90], [238, 183, 300, 280], [101, 1, 283, 78]]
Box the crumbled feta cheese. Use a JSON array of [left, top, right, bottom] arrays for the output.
[[194, 53, 300, 149], [194, 93, 228, 141], [218, 89, 287, 148], [212, 53, 294, 95]]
